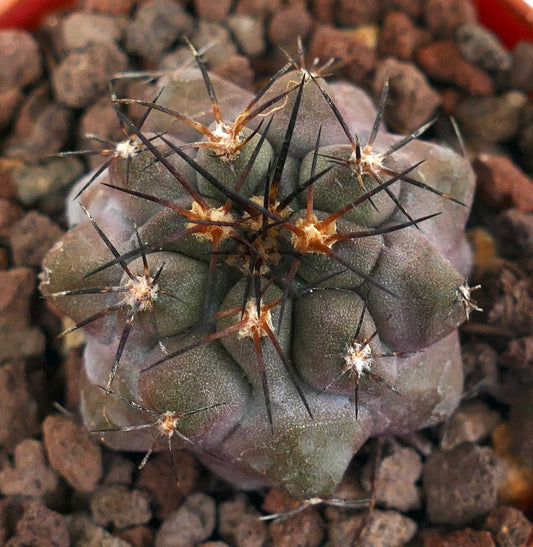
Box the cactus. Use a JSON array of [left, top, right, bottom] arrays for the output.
[[40, 45, 479, 500]]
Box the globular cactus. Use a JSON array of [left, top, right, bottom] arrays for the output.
[[40, 44, 479, 499]]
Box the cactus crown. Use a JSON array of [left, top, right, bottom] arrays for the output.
[[41, 42, 478, 499]]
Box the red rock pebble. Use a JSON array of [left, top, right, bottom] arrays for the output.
[[0, 361, 39, 451], [268, 508, 324, 546], [473, 154, 533, 212], [7, 499, 69, 547], [9, 211, 64, 268], [337, 0, 380, 27], [0, 88, 23, 132], [0, 200, 23, 240], [379, 10, 430, 60], [81, 0, 135, 15], [116, 526, 156, 547], [510, 41, 533, 92], [42, 413, 103, 492], [0, 439, 59, 498], [268, 0, 313, 47], [0, 30, 42, 91], [0, 267, 35, 330], [194, 0, 232, 21], [310, 25, 376, 84], [135, 451, 199, 520], [373, 57, 441, 134], [212, 55, 254, 90], [52, 42, 128, 109], [416, 40, 493, 95], [496, 209, 533, 259], [424, 528, 496, 546], [484, 505, 533, 546], [423, 443, 506, 525], [91, 484, 152, 529], [387, 0, 423, 19], [219, 493, 267, 546], [310, 0, 335, 25], [155, 492, 216, 547], [423, 0, 477, 38]]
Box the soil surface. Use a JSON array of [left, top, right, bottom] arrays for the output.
[[1, 0, 533, 545]]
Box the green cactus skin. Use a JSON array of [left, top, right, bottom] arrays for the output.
[[40, 48, 479, 500]]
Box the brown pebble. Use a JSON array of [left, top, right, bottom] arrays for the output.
[[212, 55, 254, 91], [455, 91, 528, 143], [387, 0, 423, 19], [0, 267, 35, 330], [234, 0, 281, 18], [361, 445, 422, 511], [66, 512, 131, 546], [115, 526, 155, 547], [473, 154, 533, 212], [424, 528, 496, 546], [9, 499, 69, 547], [456, 22, 511, 71], [0, 88, 23, 132], [510, 41, 533, 92], [81, 0, 135, 15], [52, 42, 128, 109], [501, 335, 533, 370], [267, 0, 313, 47], [310, 25, 376, 84], [9, 211, 64, 268], [194, 0, 232, 21], [91, 484, 152, 529], [423, 0, 478, 38], [310, 0, 336, 25], [192, 20, 238, 68], [373, 57, 441, 134], [0, 439, 58, 497], [0, 30, 42, 91], [0, 199, 23, 240], [102, 452, 135, 486], [379, 10, 430, 60], [61, 349, 83, 411], [328, 509, 417, 546], [509, 385, 533, 467], [484, 505, 533, 547], [60, 12, 123, 52], [268, 508, 324, 547], [416, 40, 493, 95], [337, 0, 380, 27], [0, 361, 39, 451], [155, 492, 216, 547], [42, 414, 103, 492], [135, 452, 199, 520], [219, 493, 267, 546], [423, 443, 506, 525]]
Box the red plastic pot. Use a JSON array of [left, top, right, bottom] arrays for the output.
[[0, 0, 75, 30]]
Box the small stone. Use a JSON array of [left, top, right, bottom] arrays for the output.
[[361, 446, 422, 511], [6, 84, 72, 161], [268, 0, 313, 48], [0, 328, 45, 363], [337, 0, 380, 27], [135, 452, 199, 520], [0, 200, 23, 239], [423, 0, 478, 38], [0, 88, 23, 131], [461, 342, 499, 397], [102, 452, 135, 486], [91, 484, 152, 529], [455, 91, 528, 143], [424, 528, 496, 546], [379, 10, 430, 61], [212, 55, 254, 90], [125, 0, 194, 61], [61, 12, 123, 52], [0, 30, 42, 91], [310, 0, 335, 24], [42, 414, 103, 492], [10, 499, 69, 547], [155, 492, 216, 547], [0, 361, 39, 451], [456, 22, 511, 71], [385, 0, 423, 19], [473, 154, 533, 212], [440, 401, 501, 450], [0, 439, 58, 497], [219, 493, 266, 546], [484, 505, 533, 547], [510, 41, 533, 91], [194, 0, 232, 21], [501, 336, 533, 370], [496, 209, 533, 258], [235, 0, 280, 17], [9, 211, 64, 268], [227, 15, 266, 57], [10, 157, 85, 205], [192, 21, 238, 68], [310, 25, 376, 84], [373, 57, 441, 134], [66, 512, 131, 546], [509, 385, 533, 467], [423, 443, 506, 525], [416, 40, 493, 95], [81, 0, 135, 15], [115, 526, 155, 547], [0, 268, 35, 331], [52, 42, 128, 109], [268, 508, 324, 547], [328, 509, 417, 546]]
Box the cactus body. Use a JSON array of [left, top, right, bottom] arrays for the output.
[[40, 57, 477, 499]]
